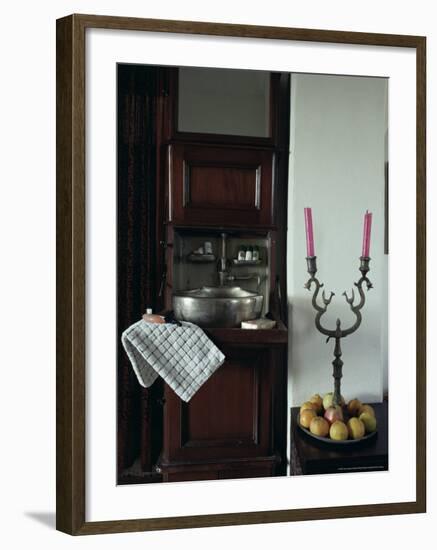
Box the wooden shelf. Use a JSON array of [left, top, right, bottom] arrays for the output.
[[187, 253, 216, 263], [205, 321, 287, 346], [232, 259, 263, 266]]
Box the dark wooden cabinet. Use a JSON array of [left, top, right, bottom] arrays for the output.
[[157, 328, 287, 481], [168, 144, 276, 228], [116, 64, 290, 485]]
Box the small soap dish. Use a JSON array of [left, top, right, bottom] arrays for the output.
[[187, 253, 216, 263], [241, 318, 277, 330]]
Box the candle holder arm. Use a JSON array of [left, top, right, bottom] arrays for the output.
[[340, 258, 373, 337], [304, 275, 336, 337]]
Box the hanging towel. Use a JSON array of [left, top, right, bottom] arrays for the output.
[[121, 320, 225, 402]]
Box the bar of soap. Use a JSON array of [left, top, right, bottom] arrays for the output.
[[241, 318, 276, 330], [142, 313, 165, 324]]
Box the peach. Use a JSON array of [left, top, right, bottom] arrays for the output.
[[347, 398, 362, 417], [309, 416, 330, 437], [359, 412, 377, 433], [358, 404, 375, 418], [329, 420, 348, 441], [309, 394, 323, 413], [347, 417, 365, 439], [300, 401, 318, 415], [299, 408, 317, 428]]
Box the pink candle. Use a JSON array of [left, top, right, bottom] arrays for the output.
[[361, 210, 373, 257], [304, 207, 315, 257]]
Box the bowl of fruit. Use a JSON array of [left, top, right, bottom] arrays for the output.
[[297, 393, 377, 445]]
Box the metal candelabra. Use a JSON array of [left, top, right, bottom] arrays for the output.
[[304, 256, 373, 408]]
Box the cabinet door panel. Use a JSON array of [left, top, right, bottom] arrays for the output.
[[169, 144, 275, 228], [182, 354, 260, 447], [162, 347, 272, 462], [187, 164, 259, 210]]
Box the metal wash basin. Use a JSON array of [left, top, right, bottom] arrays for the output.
[[172, 286, 264, 328]]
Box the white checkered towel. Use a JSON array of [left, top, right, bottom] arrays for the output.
[[121, 320, 225, 402]]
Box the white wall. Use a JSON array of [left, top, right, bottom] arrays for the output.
[[287, 74, 388, 407]]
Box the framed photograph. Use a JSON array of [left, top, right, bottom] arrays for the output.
[[56, 14, 426, 535]]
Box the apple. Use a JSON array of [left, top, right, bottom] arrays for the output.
[[322, 392, 345, 410], [324, 405, 344, 425], [309, 416, 330, 437], [359, 412, 377, 433], [299, 408, 317, 428], [358, 404, 375, 417], [347, 398, 362, 417], [347, 417, 365, 439], [309, 394, 323, 413], [329, 420, 348, 441], [300, 401, 317, 415], [322, 393, 334, 410]]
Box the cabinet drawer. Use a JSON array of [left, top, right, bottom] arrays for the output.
[[218, 466, 273, 479], [163, 471, 218, 482], [168, 144, 275, 228]]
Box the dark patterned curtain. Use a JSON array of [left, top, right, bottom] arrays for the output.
[[117, 65, 159, 476]]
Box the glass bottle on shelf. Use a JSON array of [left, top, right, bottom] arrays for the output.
[[252, 246, 260, 262], [238, 246, 246, 261]]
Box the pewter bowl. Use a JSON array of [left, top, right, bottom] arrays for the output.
[[172, 286, 263, 328]]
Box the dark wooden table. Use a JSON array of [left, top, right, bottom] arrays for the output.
[[290, 402, 388, 475]]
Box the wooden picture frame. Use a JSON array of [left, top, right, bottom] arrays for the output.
[[56, 13, 426, 535]]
